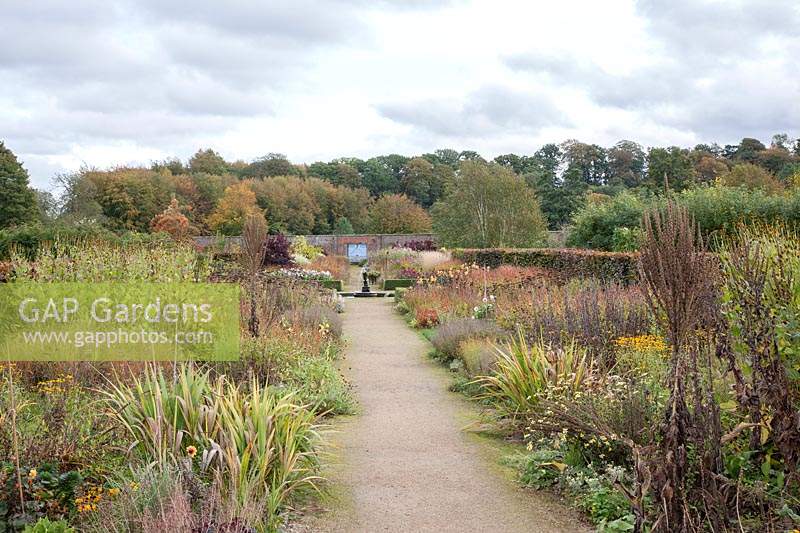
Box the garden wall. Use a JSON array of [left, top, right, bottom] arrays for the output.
[[194, 233, 437, 258], [452, 248, 639, 283]]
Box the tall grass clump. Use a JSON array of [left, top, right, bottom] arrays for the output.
[[103, 365, 321, 530], [474, 332, 595, 418], [430, 318, 504, 363], [9, 240, 209, 282]]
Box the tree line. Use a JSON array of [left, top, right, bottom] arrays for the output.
[[1, 134, 799, 247]]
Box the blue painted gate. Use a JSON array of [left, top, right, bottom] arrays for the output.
[[346, 243, 368, 263]]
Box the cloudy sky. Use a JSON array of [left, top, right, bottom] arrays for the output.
[[2, 0, 799, 189]]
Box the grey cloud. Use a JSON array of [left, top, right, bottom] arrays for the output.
[[504, 1, 800, 142], [135, 0, 367, 43], [637, 0, 800, 59], [0, 0, 378, 186], [377, 86, 567, 138]]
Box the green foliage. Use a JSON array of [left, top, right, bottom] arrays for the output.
[[102, 365, 321, 529], [567, 184, 800, 250], [610, 227, 641, 252], [244, 153, 300, 178], [432, 160, 547, 247], [398, 157, 452, 208], [576, 483, 631, 528], [473, 333, 594, 417], [382, 279, 414, 290], [646, 145, 695, 190], [0, 142, 37, 229], [1, 462, 82, 531], [566, 191, 649, 251], [0, 224, 114, 261], [22, 517, 75, 533], [508, 449, 563, 489], [87, 167, 176, 232], [188, 149, 228, 175], [333, 216, 354, 235], [283, 354, 354, 415]]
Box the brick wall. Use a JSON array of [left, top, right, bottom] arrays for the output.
[[194, 233, 437, 260]]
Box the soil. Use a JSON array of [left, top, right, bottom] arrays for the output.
[[298, 297, 588, 532]]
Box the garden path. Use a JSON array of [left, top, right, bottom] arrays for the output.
[[308, 298, 587, 532]]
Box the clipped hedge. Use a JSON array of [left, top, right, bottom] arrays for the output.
[[452, 248, 638, 283], [320, 279, 343, 291], [383, 279, 415, 290]]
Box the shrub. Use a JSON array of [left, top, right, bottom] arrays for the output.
[[567, 191, 649, 251], [291, 236, 323, 261], [430, 318, 503, 362], [290, 304, 343, 338], [383, 279, 414, 290], [284, 355, 354, 415], [150, 198, 192, 240], [414, 308, 439, 328], [566, 184, 800, 251], [83, 465, 266, 533], [262, 233, 292, 266], [452, 248, 639, 284]]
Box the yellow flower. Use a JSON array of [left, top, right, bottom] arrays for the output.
[[28, 469, 37, 480], [108, 487, 120, 497], [613, 334, 668, 353], [186, 445, 198, 458]]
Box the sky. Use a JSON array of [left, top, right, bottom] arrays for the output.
[[2, 0, 799, 190]]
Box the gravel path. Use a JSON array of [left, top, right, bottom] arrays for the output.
[[306, 298, 588, 533]]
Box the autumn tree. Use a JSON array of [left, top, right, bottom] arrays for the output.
[[0, 142, 37, 228], [691, 149, 729, 184], [251, 176, 319, 234], [432, 160, 546, 247], [207, 181, 264, 235], [88, 168, 174, 232], [150, 198, 192, 240], [368, 193, 431, 234], [719, 163, 783, 194]]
